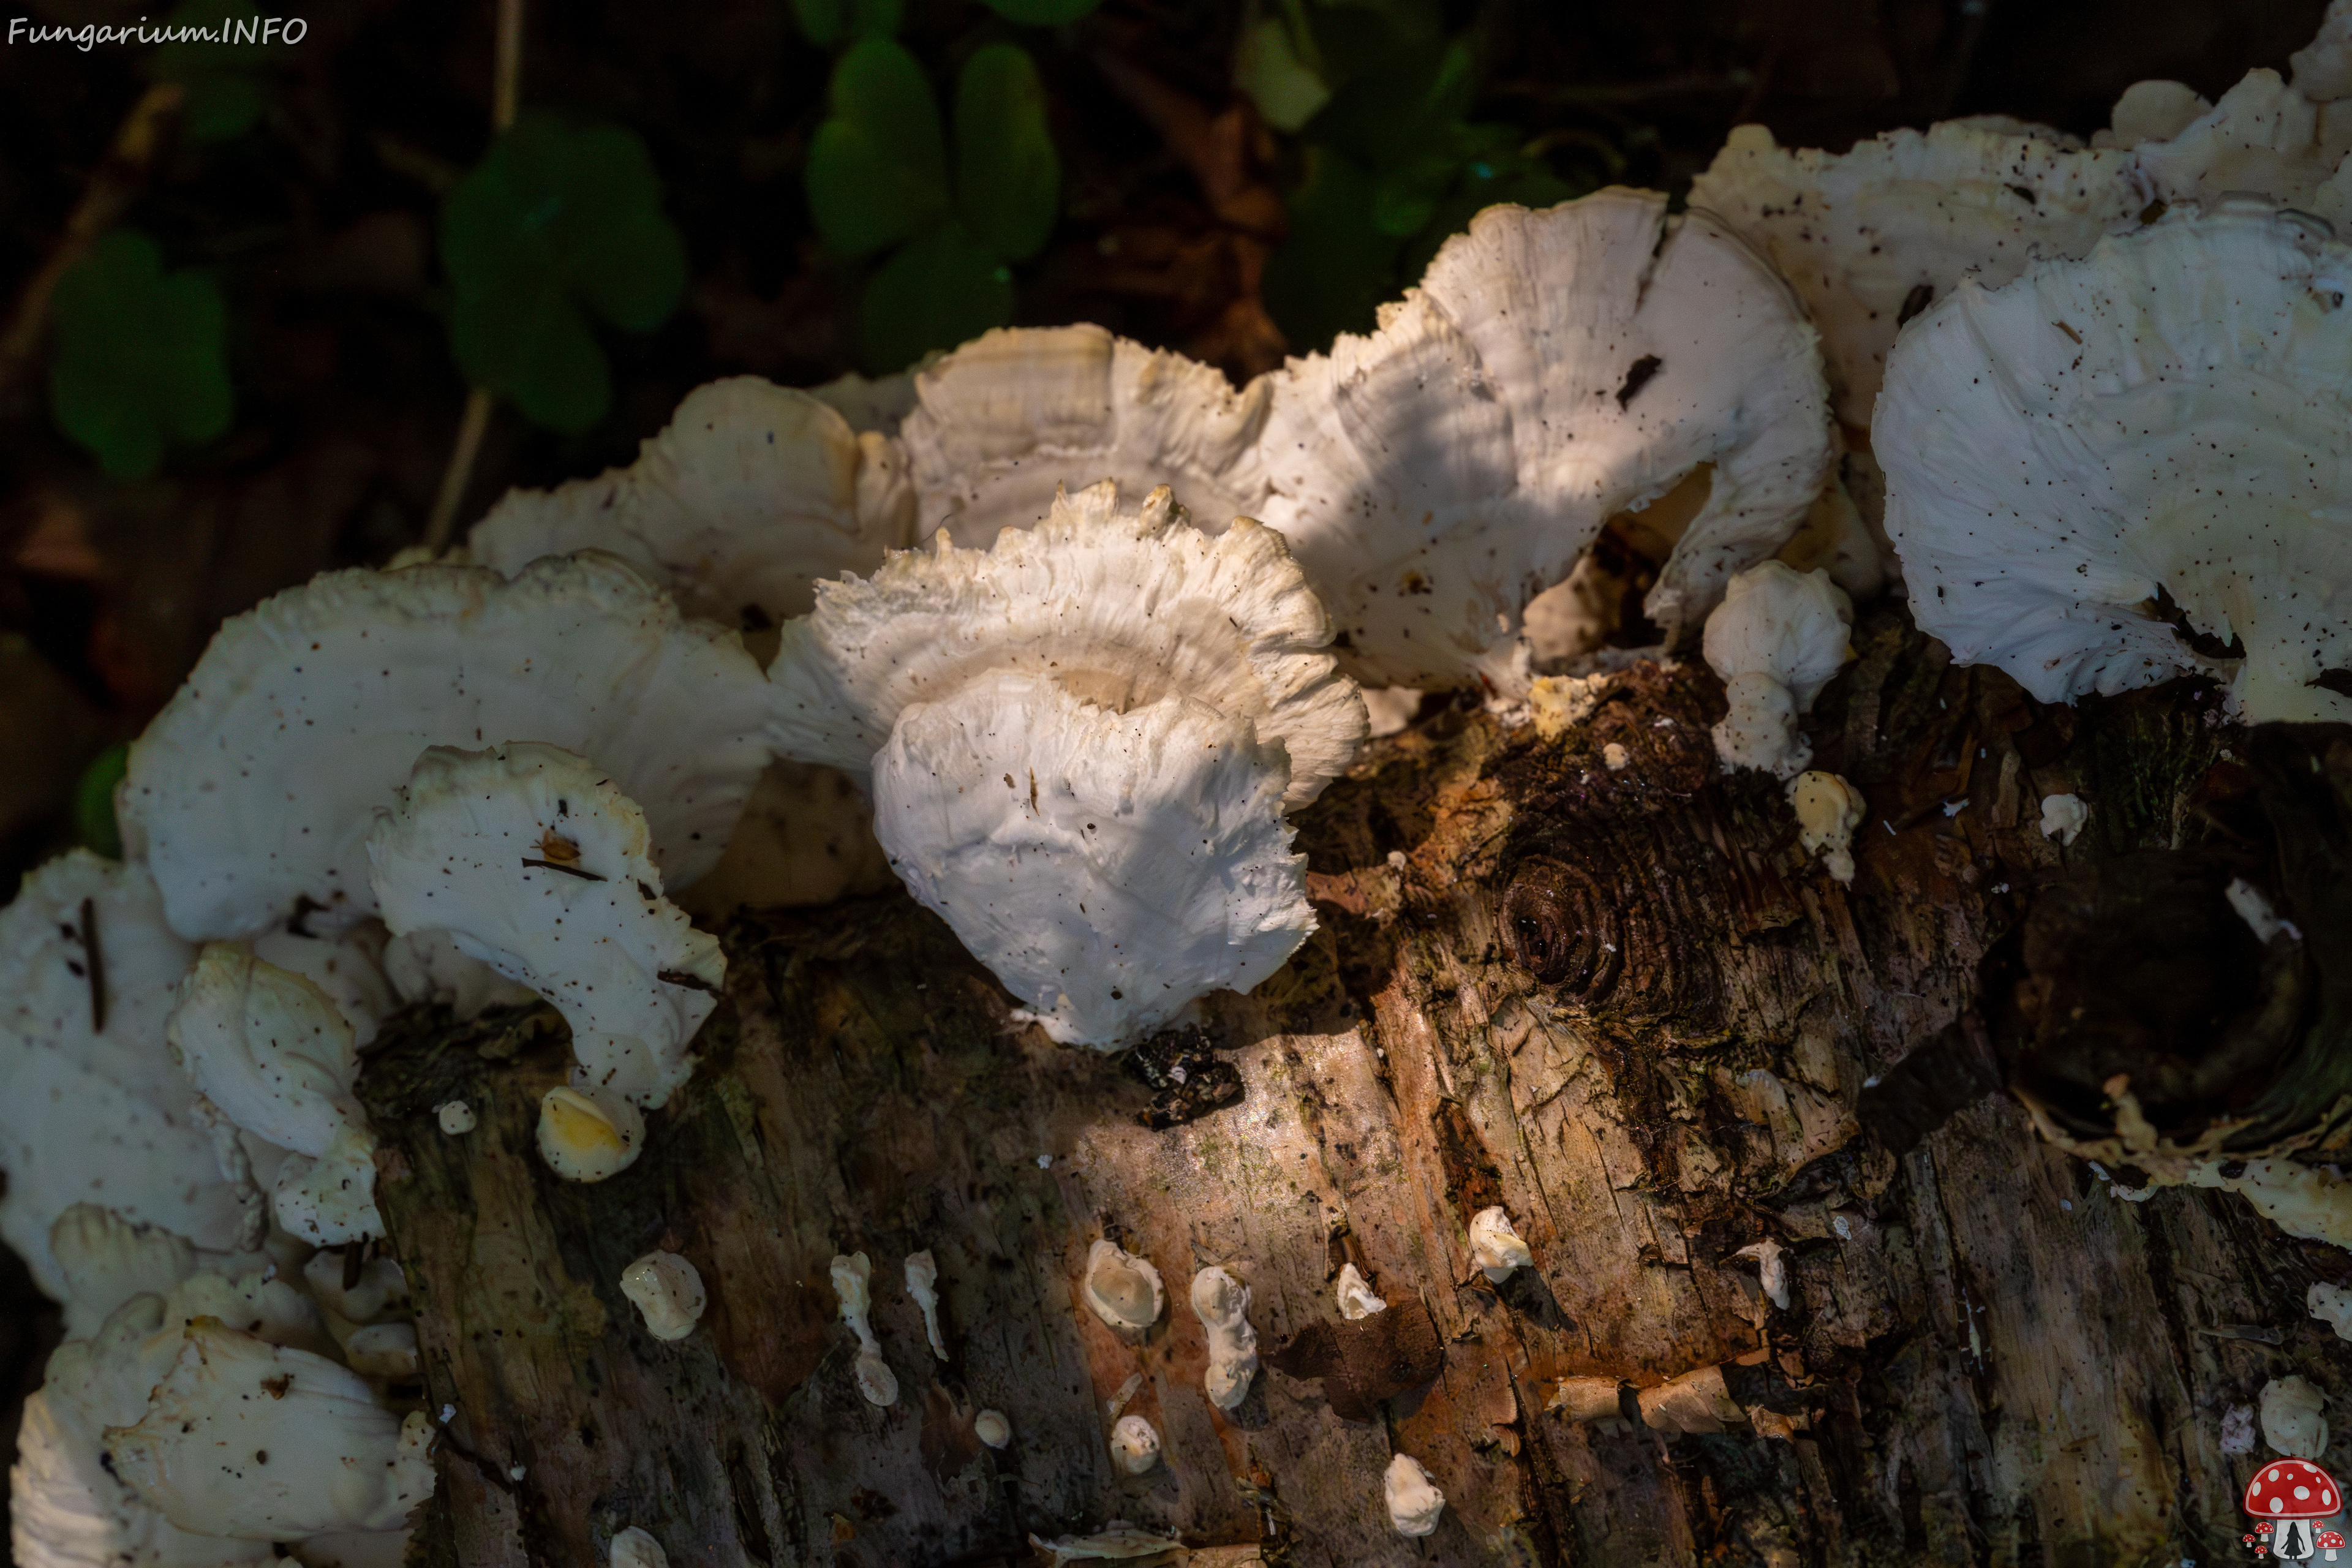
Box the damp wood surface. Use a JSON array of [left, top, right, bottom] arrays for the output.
[[358, 607, 2351, 1568]]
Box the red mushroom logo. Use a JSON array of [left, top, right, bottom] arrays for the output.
[[2320, 1527, 2345, 1561], [2245, 1458, 2345, 1561]]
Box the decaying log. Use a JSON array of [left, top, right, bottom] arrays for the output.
[[359, 607, 2352, 1567]]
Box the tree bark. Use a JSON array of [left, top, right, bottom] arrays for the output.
[[358, 608, 2347, 1567]]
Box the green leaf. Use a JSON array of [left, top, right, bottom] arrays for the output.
[[806, 37, 951, 258], [977, 0, 1101, 23], [440, 111, 686, 432], [151, 0, 283, 143], [48, 230, 233, 480], [72, 742, 129, 861], [1304, 38, 1474, 174], [791, 0, 901, 47], [1261, 149, 1401, 354], [956, 45, 1058, 262], [857, 221, 1011, 374]]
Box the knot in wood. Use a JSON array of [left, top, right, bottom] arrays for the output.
[[1499, 859, 1622, 997]]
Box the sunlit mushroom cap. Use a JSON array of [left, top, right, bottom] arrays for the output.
[[1254, 188, 1833, 688], [0, 854, 249, 1300], [898, 326, 1273, 547], [123, 554, 772, 941], [768, 480, 1364, 813], [874, 671, 1312, 1045], [468, 376, 916, 627], [367, 742, 723, 1109], [1877, 202, 2352, 723], [1689, 122, 2138, 429]]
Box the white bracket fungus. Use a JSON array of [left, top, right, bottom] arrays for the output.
[[2263, 1374, 2330, 1458], [620, 1251, 707, 1342], [1384, 1453, 1446, 1537], [536, 1086, 646, 1185], [898, 324, 1273, 546], [2038, 793, 2088, 846], [382, 929, 537, 1020], [1108, 1413, 1160, 1475], [2130, 70, 2352, 224], [829, 1251, 898, 1408], [122, 554, 772, 942], [302, 1249, 409, 1325], [2297, 0, 2352, 101], [1256, 189, 1833, 689], [1334, 1262, 1387, 1320], [973, 1408, 1012, 1449], [470, 377, 915, 629], [769, 480, 1364, 1046], [1690, 121, 2137, 428], [1877, 203, 2352, 725], [1189, 1265, 1258, 1412], [1082, 1240, 1165, 1332], [1732, 1238, 1791, 1310], [1468, 1206, 1534, 1283], [368, 743, 725, 1117], [905, 1250, 948, 1360], [1703, 562, 1853, 779], [0, 853, 252, 1302], [1787, 772, 1866, 884], [107, 1320, 435, 1539], [2227, 878, 2304, 946], [609, 1526, 669, 1568], [166, 943, 384, 1246]]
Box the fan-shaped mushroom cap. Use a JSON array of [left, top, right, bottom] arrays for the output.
[[380, 929, 535, 1020], [106, 1321, 434, 1539], [1335, 1262, 1387, 1320], [608, 1526, 669, 1568], [1255, 189, 1833, 687], [165, 943, 382, 1246], [469, 377, 915, 628], [2131, 71, 2352, 224], [875, 671, 1311, 1046], [123, 556, 772, 941], [535, 1086, 644, 1183], [0, 854, 250, 1300], [10, 1387, 277, 1568], [1082, 1240, 1164, 1332], [252, 927, 392, 1050], [1877, 203, 2352, 723], [1468, 1205, 1533, 1283], [366, 742, 724, 1109], [2297, 1, 2352, 103], [898, 326, 1273, 548], [1689, 123, 2138, 429], [769, 480, 1363, 812]]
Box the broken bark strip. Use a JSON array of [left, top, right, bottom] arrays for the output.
[[363, 608, 2352, 1567]]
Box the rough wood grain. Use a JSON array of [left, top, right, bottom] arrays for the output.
[[360, 608, 2352, 1568]]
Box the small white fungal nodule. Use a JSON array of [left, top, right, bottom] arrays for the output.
[[435, 1099, 476, 1134], [2040, 793, 2088, 845], [1732, 1238, 1790, 1310], [905, 1250, 948, 1360], [609, 1526, 668, 1568], [1190, 1265, 1259, 1412], [974, 1408, 1012, 1449], [1082, 1239, 1165, 1331], [830, 1251, 899, 1407], [620, 1250, 707, 1342], [1385, 1452, 1446, 1537], [1468, 1206, 1534, 1283], [1335, 1262, 1388, 1320], [1109, 1412, 1160, 1475], [343, 1322, 421, 1380]]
